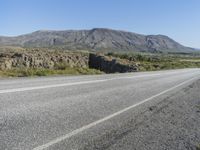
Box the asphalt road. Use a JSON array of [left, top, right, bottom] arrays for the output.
[[0, 69, 200, 150]]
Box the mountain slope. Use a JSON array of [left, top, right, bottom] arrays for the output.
[[0, 28, 194, 53]]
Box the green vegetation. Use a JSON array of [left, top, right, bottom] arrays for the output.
[[196, 145, 200, 150], [0, 67, 102, 77], [106, 52, 200, 71]]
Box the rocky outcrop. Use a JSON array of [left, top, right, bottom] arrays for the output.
[[0, 50, 89, 70], [89, 53, 138, 73], [0, 49, 139, 73]]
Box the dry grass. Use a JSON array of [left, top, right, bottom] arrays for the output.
[[0, 67, 102, 77]]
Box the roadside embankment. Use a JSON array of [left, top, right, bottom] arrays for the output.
[[0, 48, 200, 77], [0, 49, 139, 77]]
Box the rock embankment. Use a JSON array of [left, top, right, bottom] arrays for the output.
[[0, 50, 89, 70], [0, 49, 139, 73], [89, 53, 138, 73]]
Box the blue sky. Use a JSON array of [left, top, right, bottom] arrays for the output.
[[0, 0, 200, 48]]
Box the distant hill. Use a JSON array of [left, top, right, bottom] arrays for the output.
[[0, 28, 195, 53]]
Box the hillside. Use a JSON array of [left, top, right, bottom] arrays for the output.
[[0, 28, 195, 53]]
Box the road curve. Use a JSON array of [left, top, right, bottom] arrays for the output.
[[0, 69, 200, 150]]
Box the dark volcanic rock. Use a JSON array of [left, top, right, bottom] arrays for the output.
[[89, 53, 138, 73]]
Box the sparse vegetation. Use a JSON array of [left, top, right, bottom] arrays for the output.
[[106, 52, 200, 71], [0, 67, 102, 77], [0, 47, 200, 77], [0, 47, 103, 77], [196, 145, 200, 150]]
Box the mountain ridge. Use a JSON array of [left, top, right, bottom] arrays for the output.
[[0, 28, 195, 53]]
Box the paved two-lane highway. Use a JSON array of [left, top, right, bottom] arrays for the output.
[[0, 69, 200, 150]]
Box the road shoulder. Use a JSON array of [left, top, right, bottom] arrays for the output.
[[77, 80, 200, 150], [106, 79, 200, 150]]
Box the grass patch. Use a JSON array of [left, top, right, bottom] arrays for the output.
[[106, 52, 200, 71], [180, 59, 200, 62], [196, 145, 200, 150], [0, 67, 102, 77]]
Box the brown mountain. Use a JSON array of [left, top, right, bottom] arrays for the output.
[[0, 28, 195, 53]]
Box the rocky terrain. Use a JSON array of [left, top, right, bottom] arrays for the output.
[[0, 50, 88, 70], [0, 49, 138, 74], [89, 53, 138, 73], [0, 28, 195, 53]]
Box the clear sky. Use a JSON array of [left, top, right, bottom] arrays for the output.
[[0, 0, 199, 48]]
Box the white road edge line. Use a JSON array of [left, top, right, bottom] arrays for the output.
[[0, 73, 163, 94], [33, 76, 199, 150]]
